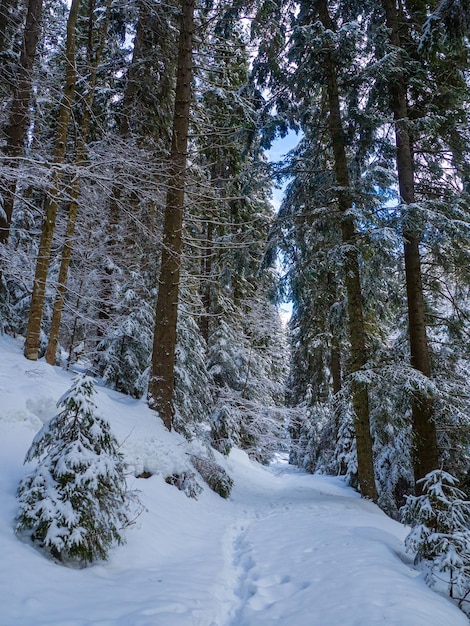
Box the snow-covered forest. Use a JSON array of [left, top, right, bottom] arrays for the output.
[[1, 334, 468, 625], [1, 0, 470, 622]]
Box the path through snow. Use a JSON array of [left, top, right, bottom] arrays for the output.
[[209, 456, 468, 626], [0, 335, 467, 625]]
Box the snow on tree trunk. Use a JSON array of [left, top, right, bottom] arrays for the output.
[[317, 0, 377, 502]]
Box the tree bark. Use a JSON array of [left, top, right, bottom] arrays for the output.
[[0, 0, 42, 245], [45, 0, 112, 365], [318, 0, 378, 501], [23, 0, 80, 361], [380, 0, 439, 486], [147, 0, 194, 430]]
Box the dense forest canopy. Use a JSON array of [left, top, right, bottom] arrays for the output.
[[1, 0, 470, 533]]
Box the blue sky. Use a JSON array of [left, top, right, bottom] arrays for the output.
[[265, 130, 300, 322], [266, 130, 301, 211]]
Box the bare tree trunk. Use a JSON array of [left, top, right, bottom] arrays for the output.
[[380, 0, 439, 486], [318, 0, 377, 501], [45, 0, 112, 365], [0, 0, 42, 245], [23, 0, 80, 361], [148, 0, 195, 430]]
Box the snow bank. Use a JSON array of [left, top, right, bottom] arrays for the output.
[[0, 335, 467, 625]]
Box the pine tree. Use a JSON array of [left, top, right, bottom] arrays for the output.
[[96, 278, 154, 398], [24, 0, 81, 361], [402, 470, 470, 613], [148, 0, 195, 430], [16, 374, 140, 566], [379, 0, 440, 487], [0, 0, 43, 245], [45, 0, 114, 365]]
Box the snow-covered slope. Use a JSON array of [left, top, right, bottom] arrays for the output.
[[0, 335, 467, 625]]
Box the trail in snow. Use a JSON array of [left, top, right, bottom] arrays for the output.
[[0, 335, 468, 626], [211, 459, 468, 626]]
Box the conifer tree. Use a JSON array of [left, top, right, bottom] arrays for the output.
[[45, 0, 113, 365], [276, 0, 379, 500], [148, 0, 195, 430], [379, 0, 439, 488], [24, 0, 81, 361], [402, 470, 470, 612], [96, 278, 154, 398], [0, 0, 43, 245], [16, 374, 139, 566]]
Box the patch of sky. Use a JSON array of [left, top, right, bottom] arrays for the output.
[[265, 130, 302, 326], [266, 130, 302, 212]]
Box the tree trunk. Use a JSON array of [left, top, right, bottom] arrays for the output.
[[380, 0, 439, 486], [23, 0, 80, 361], [0, 0, 42, 245], [147, 0, 195, 430], [318, 0, 377, 501], [45, 0, 112, 365]]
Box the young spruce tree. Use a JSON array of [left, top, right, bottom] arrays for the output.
[[16, 374, 139, 566]]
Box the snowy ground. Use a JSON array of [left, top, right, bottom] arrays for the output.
[[0, 335, 468, 625]]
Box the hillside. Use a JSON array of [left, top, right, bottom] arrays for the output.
[[0, 335, 467, 626]]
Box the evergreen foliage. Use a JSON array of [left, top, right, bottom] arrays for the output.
[[402, 470, 470, 613], [208, 295, 287, 464], [0, 3, 469, 603], [96, 277, 155, 399], [258, 0, 470, 513], [173, 304, 214, 439], [190, 454, 233, 499], [16, 374, 140, 566]]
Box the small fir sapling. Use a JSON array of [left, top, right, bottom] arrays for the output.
[[16, 374, 141, 566], [401, 470, 470, 613]]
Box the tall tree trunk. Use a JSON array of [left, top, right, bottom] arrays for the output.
[[23, 0, 80, 361], [148, 0, 194, 430], [45, 0, 112, 365], [380, 0, 439, 486], [0, 0, 42, 245], [318, 0, 377, 501]]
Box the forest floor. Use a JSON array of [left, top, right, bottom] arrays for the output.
[[0, 335, 467, 626]]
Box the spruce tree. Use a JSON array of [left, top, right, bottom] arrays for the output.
[[0, 0, 43, 245], [24, 0, 81, 361], [402, 470, 470, 613], [16, 374, 139, 566], [148, 0, 195, 430]]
